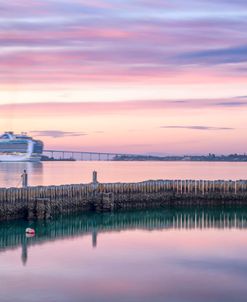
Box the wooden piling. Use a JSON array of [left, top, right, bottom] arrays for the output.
[[1, 176, 247, 221]]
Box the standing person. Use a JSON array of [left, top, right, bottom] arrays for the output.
[[21, 170, 28, 188]]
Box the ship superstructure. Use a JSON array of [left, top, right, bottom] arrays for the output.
[[0, 132, 43, 162]]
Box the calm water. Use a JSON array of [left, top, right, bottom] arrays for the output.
[[0, 207, 247, 302], [1, 161, 247, 188], [1, 162, 247, 301]]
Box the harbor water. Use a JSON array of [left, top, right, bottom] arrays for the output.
[[1, 162, 247, 302], [0, 207, 247, 302], [2, 161, 247, 188]]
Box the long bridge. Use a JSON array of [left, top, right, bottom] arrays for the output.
[[43, 149, 144, 161]]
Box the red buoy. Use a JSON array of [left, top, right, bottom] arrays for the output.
[[25, 228, 35, 235]]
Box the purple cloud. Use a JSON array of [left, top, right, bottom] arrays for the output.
[[160, 126, 234, 131], [1, 0, 247, 86], [215, 101, 247, 107], [30, 130, 88, 138], [177, 45, 247, 65]]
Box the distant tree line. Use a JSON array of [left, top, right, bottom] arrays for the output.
[[114, 153, 247, 162]]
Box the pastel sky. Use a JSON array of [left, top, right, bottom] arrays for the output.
[[1, 0, 247, 154]]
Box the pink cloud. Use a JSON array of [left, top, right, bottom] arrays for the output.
[[0, 0, 246, 94], [0, 98, 246, 118], [1, 48, 247, 87]]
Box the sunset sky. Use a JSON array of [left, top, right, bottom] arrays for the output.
[[1, 0, 247, 155]]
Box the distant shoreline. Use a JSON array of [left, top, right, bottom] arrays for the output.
[[40, 154, 247, 162], [114, 154, 247, 162], [114, 159, 247, 162]]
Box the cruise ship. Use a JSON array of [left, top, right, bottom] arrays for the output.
[[0, 132, 44, 162]]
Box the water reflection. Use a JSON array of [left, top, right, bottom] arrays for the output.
[[0, 162, 43, 188], [2, 161, 247, 188], [0, 206, 247, 266]]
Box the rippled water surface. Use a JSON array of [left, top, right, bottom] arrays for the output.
[[0, 207, 247, 302]]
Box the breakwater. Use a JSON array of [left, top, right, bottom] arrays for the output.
[[2, 174, 247, 221]]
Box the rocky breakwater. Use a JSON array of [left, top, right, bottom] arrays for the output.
[[1, 173, 247, 221]]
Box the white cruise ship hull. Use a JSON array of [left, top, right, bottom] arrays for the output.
[[0, 154, 41, 162], [0, 132, 44, 162]]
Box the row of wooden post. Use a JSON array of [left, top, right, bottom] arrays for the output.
[[99, 180, 247, 195], [7, 171, 247, 202], [10, 181, 247, 197]]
